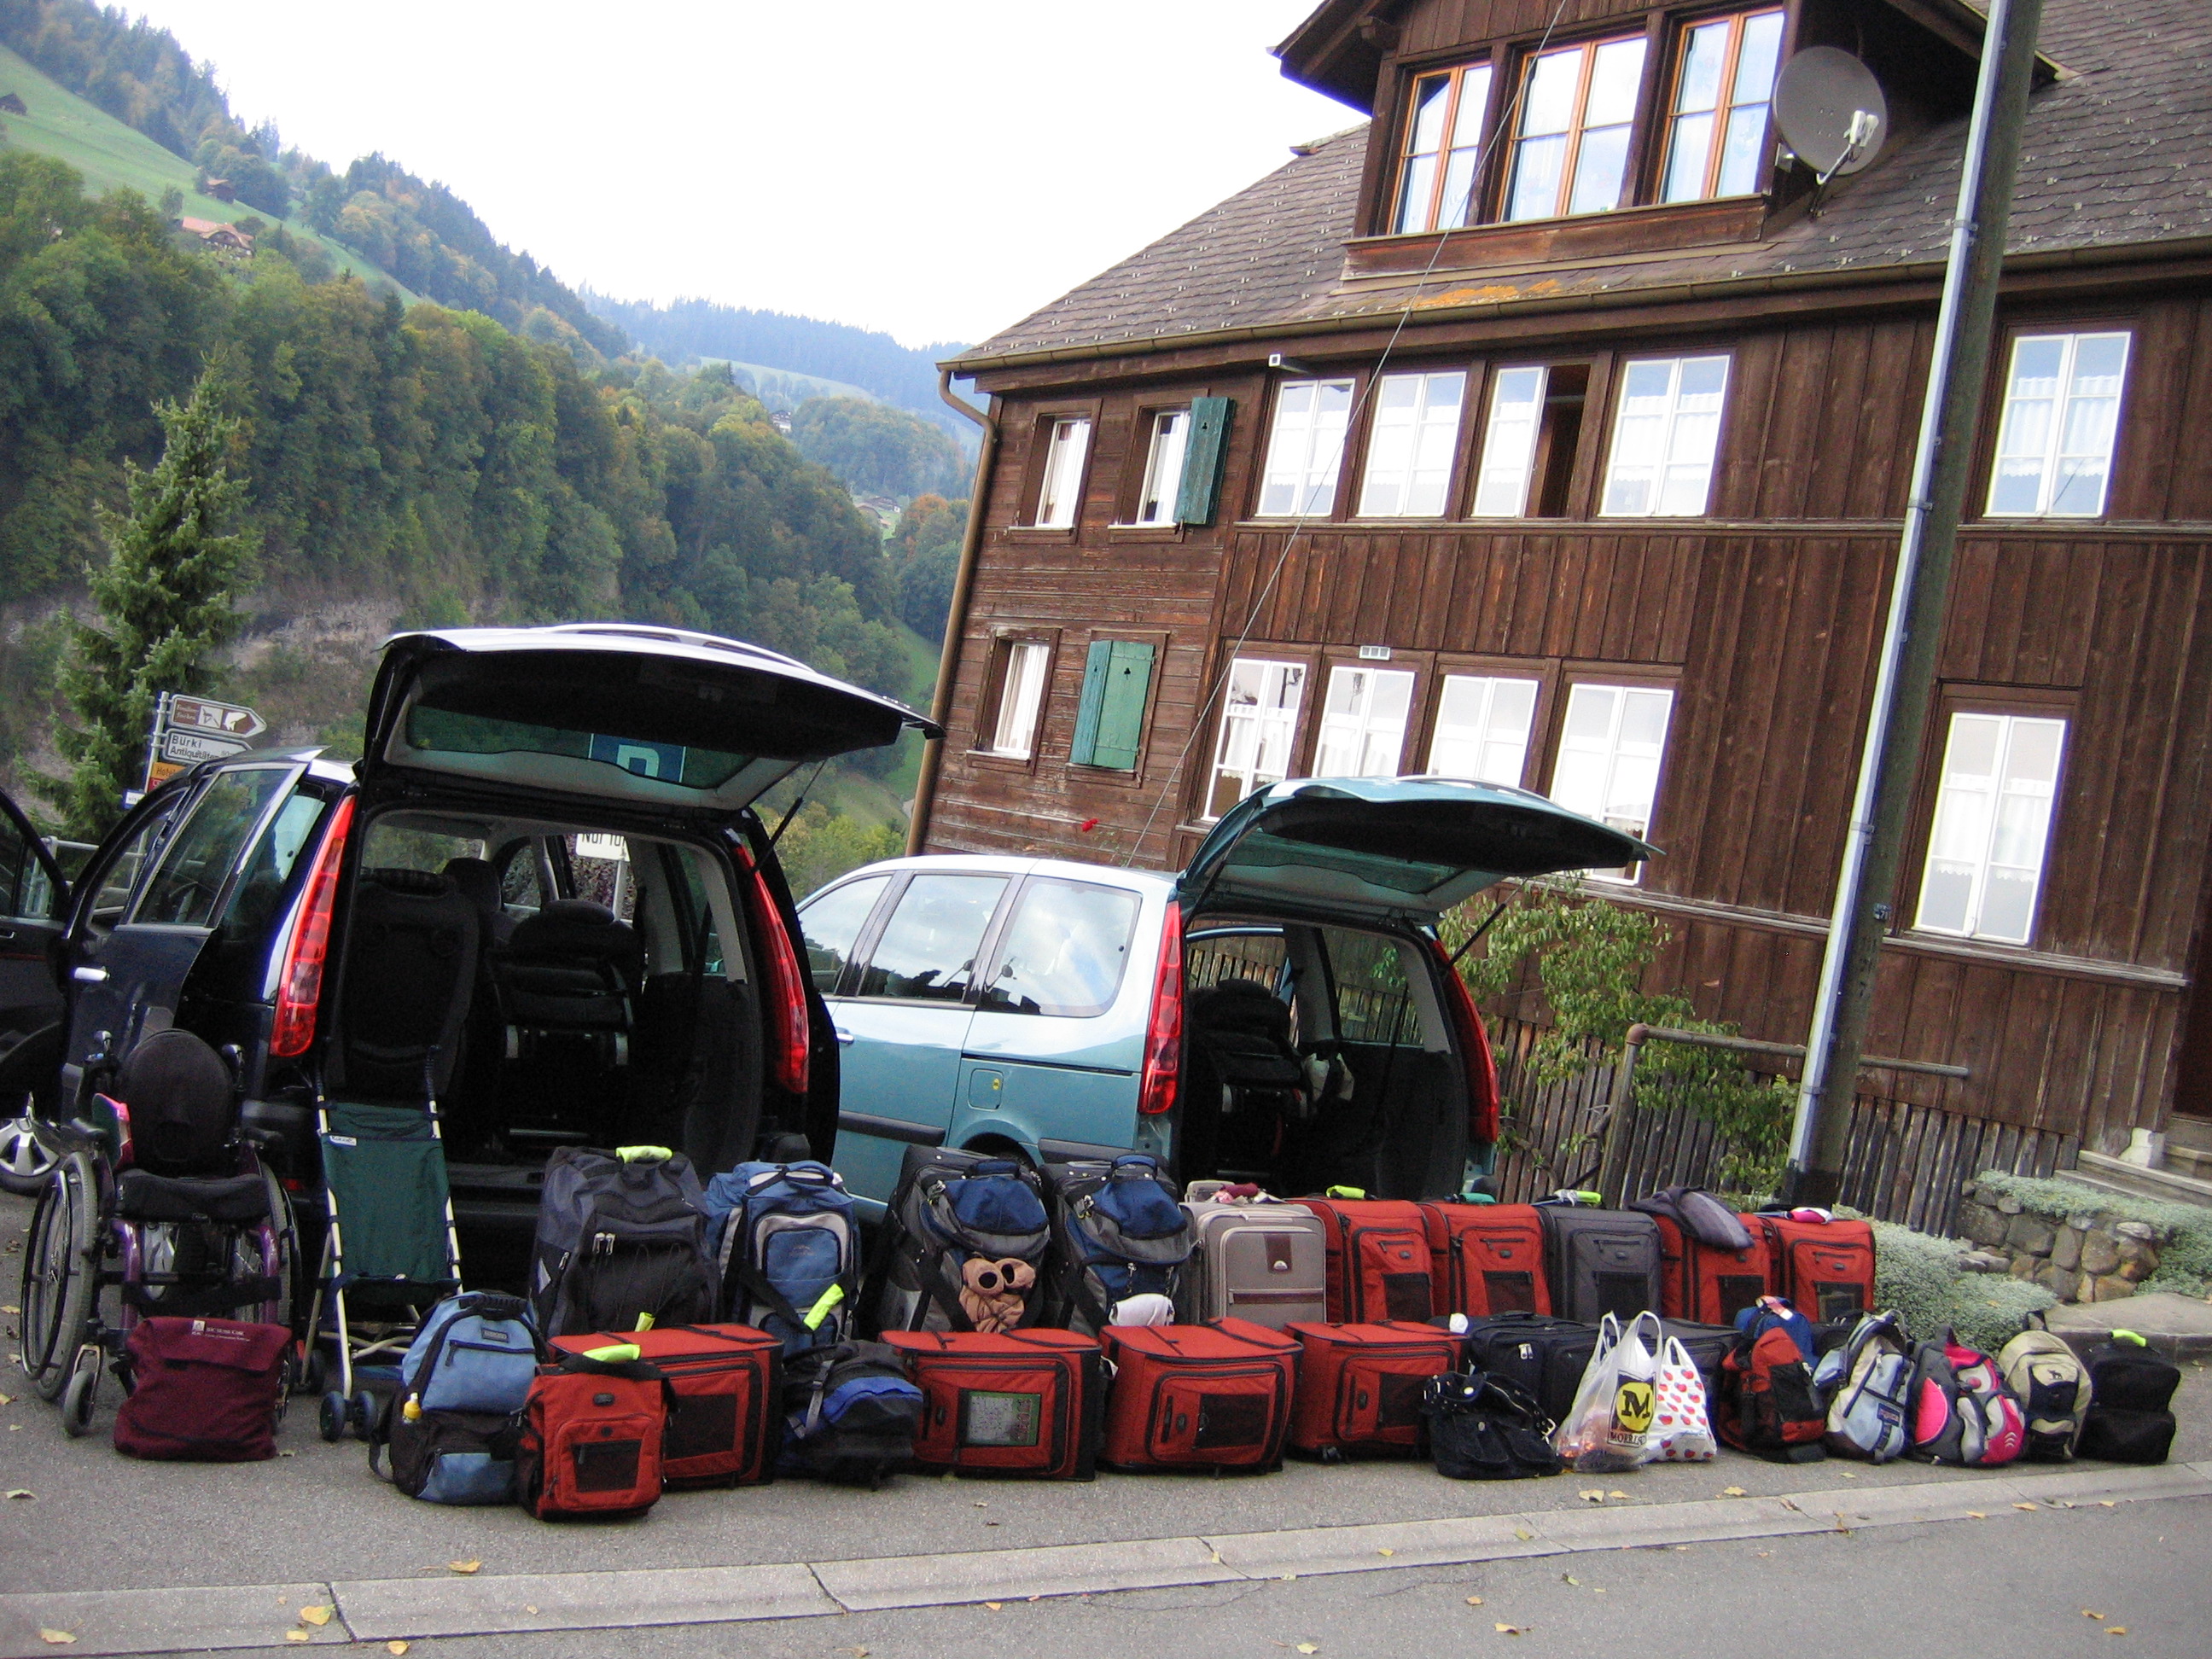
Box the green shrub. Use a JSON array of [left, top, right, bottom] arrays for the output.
[[1865, 1217, 2057, 1352]]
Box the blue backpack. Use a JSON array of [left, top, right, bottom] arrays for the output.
[[370, 1291, 544, 1504], [1735, 1295, 1818, 1364], [777, 1340, 923, 1487], [873, 1147, 1052, 1334], [1045, 1155, 1194, 1334], [703, 1161, 861, 1353]]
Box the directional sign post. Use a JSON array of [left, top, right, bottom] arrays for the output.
[[142, 691, 267, 792]]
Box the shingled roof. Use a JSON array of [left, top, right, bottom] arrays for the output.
[[953, 0, 2212, 370]]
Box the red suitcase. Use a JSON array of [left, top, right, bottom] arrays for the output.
[[515, 1352, 667, 1520], [1298, 1197, 1435, 1324], [1285, 1321, 1460, 1458], [1752, 1214, 1876, 1323], [550, 1324, 782, 1487], [1651, 1215, 1772, 1326], [1419, 1201, 1551, 1318], [1099, 1318, 1298, 1471], [882, 1329, 1103, 1480]]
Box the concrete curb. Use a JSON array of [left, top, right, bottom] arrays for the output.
[[5, 1462, 2209, 1656]]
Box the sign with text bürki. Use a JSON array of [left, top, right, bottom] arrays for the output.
[[142, 691, 267, 791]]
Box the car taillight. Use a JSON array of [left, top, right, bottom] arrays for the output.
[[740, 847, 811, 1097], [1434, 935, 1499, 1144], [1138, 901, 1184, 1116], [269, 795, 354, 1059]]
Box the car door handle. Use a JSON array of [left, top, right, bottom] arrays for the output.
[[832, 1027, 854, 1045], [71, 965, 108, 984], [0, 927, 15, 943]]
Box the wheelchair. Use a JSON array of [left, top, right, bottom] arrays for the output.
[[15, 1028, 294, 1435]]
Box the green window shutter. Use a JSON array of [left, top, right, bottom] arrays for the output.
[[1089, 641, 1156, 771], [1174, 396, 1233, 527], [1069, 639, 1114, 765]]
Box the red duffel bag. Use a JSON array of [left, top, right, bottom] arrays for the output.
[[1100, 1318, 1297, 1471], [114, 1317, 291, 1462], [882, 1328, 1103, 1480], [1286, 1321, 1460, 1458]]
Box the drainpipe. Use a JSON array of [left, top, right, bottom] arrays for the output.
[[905, 370, 1000, 855]]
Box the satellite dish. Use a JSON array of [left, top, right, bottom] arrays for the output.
[[1773, 47, 1889, 183]]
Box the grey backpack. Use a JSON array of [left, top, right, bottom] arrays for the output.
[[1816, 1308, 1913, 1463], [528, 1145, 718, 1336], [1997, 1320, 2092, 1460]]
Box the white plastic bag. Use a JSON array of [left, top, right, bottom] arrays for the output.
[[1553, 1312, 1662, 1473], [1648, 1336, 1717, 1462]]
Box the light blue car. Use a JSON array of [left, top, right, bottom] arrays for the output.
[[795, 776, 1652, 1217]]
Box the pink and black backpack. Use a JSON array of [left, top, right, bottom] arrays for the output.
[[1908, 1330, 2024, 1466]]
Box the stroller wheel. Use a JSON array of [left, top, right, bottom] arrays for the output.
[[350, 1388, 382, 1441], [318, 1391, 349, 1443], [60, 1349, 99, 1438], [300, 1351, 328, 1397]]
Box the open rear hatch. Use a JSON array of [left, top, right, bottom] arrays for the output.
[[361, 624, 940, 820], [1175, 776, 1657, 924]]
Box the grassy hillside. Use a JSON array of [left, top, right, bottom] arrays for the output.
[[0, 44, 402, 292]]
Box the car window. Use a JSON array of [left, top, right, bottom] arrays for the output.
[[358, 819, 487, 875], [1320, 927, 1424, 1045], [498, 841, 546, 920], [981, 879, 1142, 1017], [0, 799, 61, 922], [799, 875, 889, 993], [1185, 928, 1288, 995], [215, 791, 331, 942], [667, 844, 731, 979], [854, 873, 1007, 1002], [568, 833, 636, 923], [80, 796, 185, 935], [135, 769, 290, 927]]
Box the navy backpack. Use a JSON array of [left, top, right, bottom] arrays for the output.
[[1045, 1155, 1194, 1334]]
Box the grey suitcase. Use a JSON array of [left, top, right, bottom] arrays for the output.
[[1177, 1186, 1327, 1330], [1537, 1206, 1662, 1326]]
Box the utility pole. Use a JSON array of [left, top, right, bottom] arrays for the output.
[[1782, 0, 2046, 1206]]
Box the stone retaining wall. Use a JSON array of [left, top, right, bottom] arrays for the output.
[[1953, 1179, 2168, 1302]]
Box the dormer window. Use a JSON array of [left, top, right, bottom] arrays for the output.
[[1391, 61, 1494, 233], [1661, 9, 1786, 203], [1505, 35, 1649, 221]]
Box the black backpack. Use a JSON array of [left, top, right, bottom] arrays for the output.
[[528, 1146, 718, 1336], [1422, 1370, 1563, 1480], [777, 1341, 924, 1487], [1044, 1155, 1194, 1335], [2076, 1331, 2180, 1464], [869, 1145, 1052, 1334]]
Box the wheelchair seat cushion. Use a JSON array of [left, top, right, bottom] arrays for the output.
[[116, 1167, 271, 1225], [116, 1028, 236, 1173]]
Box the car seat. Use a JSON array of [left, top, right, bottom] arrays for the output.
[[327, 867, 480, 1104], [492, 899, 639, 1059], [1182, 978, 1312, 1182]]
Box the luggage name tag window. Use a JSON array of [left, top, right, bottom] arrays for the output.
[[958, 1389, 1042, 1447], [1481, 1271, 1536, 1312], [1193, 1392, 1271, 1449], [573, 1435, 643, 1492]]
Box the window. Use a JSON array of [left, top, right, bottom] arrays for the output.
[[1208, 658, 1308, 818], [1315, 666, 1416, 777], [1548, 683, 1673, 882], [136, 768, 289, 927], [1915, 712, 2065, 944], [1070, 638, 1157, 771], [1427, 675, 1540, 784], [981, 639, 1051, 760], [1471, 367, 1546, 515], [1505, 35, 1649, 221], [1661, 9, 1786, 203], [1033, 416, 1091, 527], [0, 800, 61, 923], [981, 879, 1143, 1017], [854, 873, 1008, 1001], [799, 874, 890, 992], [1133, 410, 1190, 526], [1986, 332, 2130, 517], [1358, 371, 1465, 516], [216, 791, 330, 942], [1601, 354, 1730, 516], [1392, 61, 1495, 233], [1256, 379, 1354, 517]]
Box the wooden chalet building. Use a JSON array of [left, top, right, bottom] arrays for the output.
[[920, 0, 2212, 1204]]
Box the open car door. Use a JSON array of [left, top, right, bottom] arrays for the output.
[[1175, 776, 1657, 925]]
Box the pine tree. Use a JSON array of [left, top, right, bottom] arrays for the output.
[[50, 370, 257, 838]]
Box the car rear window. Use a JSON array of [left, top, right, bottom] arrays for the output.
[[1319, 927, 1426, 1046], [855, 873, 1006, 1002], [406, 706, 752, 791], [981, 879, 1141, 1017]]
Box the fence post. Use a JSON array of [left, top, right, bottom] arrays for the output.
[[1596, 1024, 1650, 1205]]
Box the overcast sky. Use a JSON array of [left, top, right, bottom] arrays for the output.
[[119, 2, 1356, 348]]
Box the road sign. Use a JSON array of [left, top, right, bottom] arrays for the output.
[[141, 690, 267, 793]]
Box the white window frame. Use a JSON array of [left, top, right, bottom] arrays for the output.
[[983, 640, 1051, 760], [1599, 353, 1731, 517], [1913, 710, 2066, 945], [1256, 379, 1355, 518], [1206, 657, 1308, 818], [1314, 665, 1417, 777], [1131, 409, 1191, 527], [1546, 682, 1674, 884], [1357, 371, 1466, 518], [1470, 366, 1549, 516], [1426, 673, 1540, 785], [1033, 416, 1092, 528], [1984, 330, 2131, 519]]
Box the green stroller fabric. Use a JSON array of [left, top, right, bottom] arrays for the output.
[[321, 1100, 455, 1288]]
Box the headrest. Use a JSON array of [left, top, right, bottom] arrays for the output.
[[509, 898, 636, 963], [1189, 977, 1290, 1030], [115, 1028, 235, 1173], [361, 865, 451, 897], [441, 857, 501, 917]]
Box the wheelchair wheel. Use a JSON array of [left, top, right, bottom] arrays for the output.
[[59, 1348, 100, 1437], [18, 1149, 100, 1401]]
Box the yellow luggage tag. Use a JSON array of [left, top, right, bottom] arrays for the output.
[[633, 1311, 655, 1332], [802, 1284, 846, 1330], [615, 1145, 673, 1163], [1324, 1185, 1368, 1199], [580, 1342, 642, 1364]]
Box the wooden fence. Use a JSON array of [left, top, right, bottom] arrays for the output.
[[1486, 1014, 2077, 1237]]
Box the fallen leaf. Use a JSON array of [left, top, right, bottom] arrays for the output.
[[1840, 1470, 1858, 1478], [1377, 1547, 1395, 1557], [1466, 1596, 1485, 1606], [5, 1488, 32, 1499], [0, 1391, 13, 1406], [278, 1450, 295, 1458], [1721, 1486, 1747, 1497], [1578, 1487, 1607, 1502], [1592, 1588, 1608, 1595], [299, 1608, 333, 1627], [843, 1650, 869, 1658], [2, 1305, 16, 1313], [525, 1607, 537, 1615], [1965, 1511, 1985, 1519], [1512, 1528, 1535, 1541], [1607, 1490, 1627, 1499], [38, 1633, 74, 1647], [387, 1644, 410, 1656], [1756, 1551, 1773, 1559], [2013, 1502, 2038, 1511], [285, 1633, 310, 1644], [448, 1560, 480, 1575], [2084, 1611, 2104, 1621], [1562, 1574, 1580, 1586], [984, 1603, 1003, 1612], [1296, 1646, 1319, 1656], [1279, 1574, 1298, 1581], [1495, 1624, 1524, 1636], [2107, 1628, 2127, 1637], [2099, 1500, 2116, 1508]]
